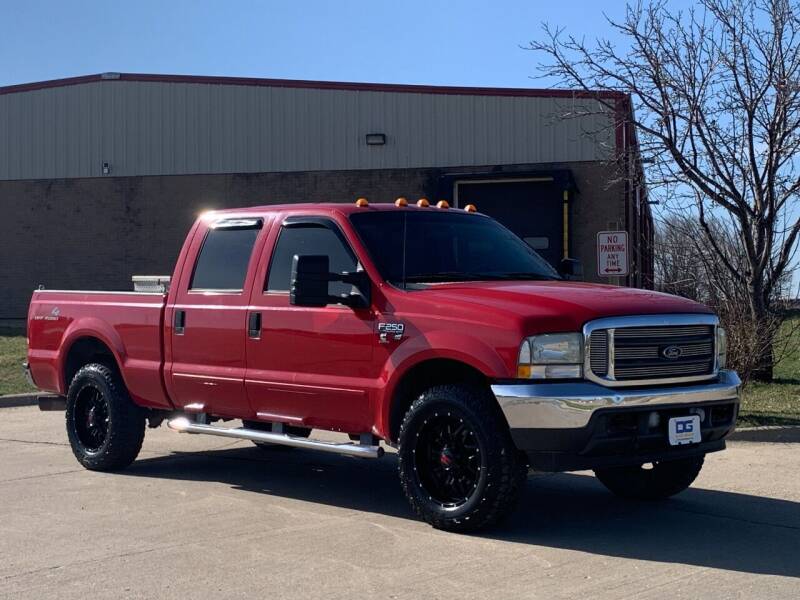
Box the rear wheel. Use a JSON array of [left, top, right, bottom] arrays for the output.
[[397, 384, 526, 532], [242, 420, 312, 450], [594, 456, 705, 500], [66, 364, 145, 471]]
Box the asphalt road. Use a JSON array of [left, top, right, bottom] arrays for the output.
[[1, 406, 799, 599]]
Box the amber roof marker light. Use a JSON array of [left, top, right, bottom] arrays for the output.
[[395, 197, 408, 207], [355, 197, 369, 207], [464, 204, 478, 213], [416, 198, 430, 207], [436, 200, 450, 209]]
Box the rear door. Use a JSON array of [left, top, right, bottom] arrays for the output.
[[167, 216, 266, 418], [245, 215, 374, 432]]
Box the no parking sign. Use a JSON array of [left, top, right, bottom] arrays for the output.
[[597, 231, 629, 277]]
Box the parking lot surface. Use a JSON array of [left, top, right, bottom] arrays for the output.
[[1, 406, 799, 599]]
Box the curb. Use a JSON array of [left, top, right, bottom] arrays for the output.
[[0, 393, 39, 408], [729, 426, 800, 443]]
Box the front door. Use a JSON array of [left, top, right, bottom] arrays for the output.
[[245, 216, 374, 433], [168, 217, 265, 418]]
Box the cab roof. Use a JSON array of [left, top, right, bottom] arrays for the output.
[[203, 202, 477, 218]]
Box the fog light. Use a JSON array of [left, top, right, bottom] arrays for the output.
[[647, 412, 661, 429]]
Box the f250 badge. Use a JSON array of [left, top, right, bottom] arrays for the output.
[[378, 322, 405, 344]]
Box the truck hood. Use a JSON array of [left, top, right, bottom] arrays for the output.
[[412, 280, 712, 330]]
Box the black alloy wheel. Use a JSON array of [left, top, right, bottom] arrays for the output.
[[73, 385, 110, 452], [413, 413, 482, 508], [397, 384, 527, 532], [66, 363, 145, 471]]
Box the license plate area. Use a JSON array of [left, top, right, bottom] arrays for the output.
[[668, 415, 702, 446]]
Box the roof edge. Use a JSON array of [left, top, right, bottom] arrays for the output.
[[0, 72, 628, 100]]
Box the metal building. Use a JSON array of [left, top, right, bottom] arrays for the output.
[[0, 73, 652, 323]]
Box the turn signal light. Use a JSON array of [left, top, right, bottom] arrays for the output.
[[464, 204, 477, 213], [395, 197, 408, 207], [417, 198, 430, 207], [355, 197, 369, 207], [436, 200, 450, 209]]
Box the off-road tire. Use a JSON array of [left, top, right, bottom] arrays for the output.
[[242, 420, 312, 450], [594, 456, 705, 500], [397, 384, 527, 533], [66, 363, 145, 471]]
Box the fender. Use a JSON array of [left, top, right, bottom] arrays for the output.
[[59, 317, 128, 394], [375, 330, 511, 439]]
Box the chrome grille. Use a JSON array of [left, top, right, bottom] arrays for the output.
[[589, 331, 608, 376], [586, 317, 717, 386]]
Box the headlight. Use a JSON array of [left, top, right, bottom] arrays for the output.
[[716, 326, 727, 369], [517, 333, 583, 379]]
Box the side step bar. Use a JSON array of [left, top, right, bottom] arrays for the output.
[[167, 417, 384, 459]]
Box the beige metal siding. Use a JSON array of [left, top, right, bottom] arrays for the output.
[[0, 81, 613, 180]]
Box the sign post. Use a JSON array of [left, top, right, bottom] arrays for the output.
[[597, 231, 629, 278]]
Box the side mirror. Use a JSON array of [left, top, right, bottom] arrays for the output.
[[290, 255, 371, 308], [559, 258, 583, 280], [290, 255, 330, 307]]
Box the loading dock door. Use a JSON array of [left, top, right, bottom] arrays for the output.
[[455, 179, 565, 268]]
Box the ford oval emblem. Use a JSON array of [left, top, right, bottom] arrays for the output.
[[662, 345, 682, 360]]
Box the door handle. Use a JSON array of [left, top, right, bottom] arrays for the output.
[[174, 310, 186, 335], [248, 312, 262, 339]]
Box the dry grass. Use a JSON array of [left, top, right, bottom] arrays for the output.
[[738, 316, 800, 427]]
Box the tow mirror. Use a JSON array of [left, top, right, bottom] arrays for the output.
[[290, 255, 370, 308], [559, 258, 583, 280], [290, 255, 330, 307]]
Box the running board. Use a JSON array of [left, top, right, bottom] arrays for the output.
[[167, 417, 384, 459]]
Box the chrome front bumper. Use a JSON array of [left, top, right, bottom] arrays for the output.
[[491, 369, 741, 429]]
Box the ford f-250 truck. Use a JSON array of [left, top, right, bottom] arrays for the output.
[[26, 199, 740, 532]]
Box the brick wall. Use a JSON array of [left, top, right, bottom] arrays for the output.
[[0, 161, 629, 321]]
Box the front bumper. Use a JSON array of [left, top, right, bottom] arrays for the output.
[[491, 370, 740, 472]]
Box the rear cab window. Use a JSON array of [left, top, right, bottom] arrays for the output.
[[190, 218, 263, 292]]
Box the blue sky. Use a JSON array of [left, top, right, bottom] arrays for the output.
[[2, 0, 796, 293], [1, 0, 675, 88]]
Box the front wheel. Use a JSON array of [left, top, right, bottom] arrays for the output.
[[594, 456, 705, 500], [397, 384, 526, 532], [66, 363, 145, 471]]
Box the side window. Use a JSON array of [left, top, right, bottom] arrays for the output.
[[190, 221, 262, 291], [266, 224, 357, 296]]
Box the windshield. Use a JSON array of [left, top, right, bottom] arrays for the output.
[[349, 210, 560, 286]]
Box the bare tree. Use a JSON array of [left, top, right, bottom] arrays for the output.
[[529, 0, 800, 379], [655, 214, 796, 382]]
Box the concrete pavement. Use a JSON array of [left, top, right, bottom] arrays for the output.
[[1, 405, 799, 599]]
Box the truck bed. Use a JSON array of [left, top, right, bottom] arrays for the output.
[[27, 290, 171, 409]]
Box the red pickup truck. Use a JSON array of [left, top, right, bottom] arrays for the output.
[[26, 200, 740, 532]]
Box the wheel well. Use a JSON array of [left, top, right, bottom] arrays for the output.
[[64, 337, 119, 391], [388, 358, 490, 443]]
